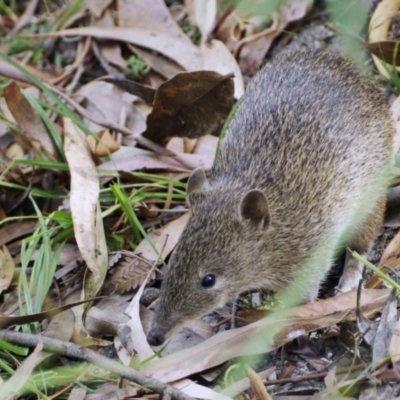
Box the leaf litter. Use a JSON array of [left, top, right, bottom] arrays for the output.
[[0, 1, 400, 399]]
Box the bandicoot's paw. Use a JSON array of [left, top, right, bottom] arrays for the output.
[[337, 265, 363, 293]]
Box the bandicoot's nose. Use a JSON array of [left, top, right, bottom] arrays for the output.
[[147, 329, 165, 346]]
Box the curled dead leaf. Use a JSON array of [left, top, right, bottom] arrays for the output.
[[86, 130, 120, 157], [142, 71, 234, 146]]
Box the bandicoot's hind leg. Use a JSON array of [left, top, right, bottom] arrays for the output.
[[338, 197, 386, 292]]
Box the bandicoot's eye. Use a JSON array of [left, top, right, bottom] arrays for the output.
[[201, 274, 216, 288]]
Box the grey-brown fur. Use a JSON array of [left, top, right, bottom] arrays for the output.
[[147, 51, 394, 346]]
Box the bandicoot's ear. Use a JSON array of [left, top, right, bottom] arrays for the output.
[[187, 167, 209, 196], [239, 189, 270, 230]]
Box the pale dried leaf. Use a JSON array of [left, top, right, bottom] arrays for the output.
[[202, 39, 244, 98], [215, 12, 245, 53], [192, 134, 219, 156], [373, 290, 397, 364], [0, 246, 14, 295], [117, 276, 155, 362], [96, 10, 128, 70], [135, 213, 189, 260], [166, 137, 185, 153], [174, 379, 231, 400], [67, 387, 86, 400], [77, 81, 146, 135], [64, 118, 108, 345], [42, 310, 75, 342], [83, 0, 112, 19], [185, 0, 217, 41], [389, 314, 400, 364], [0, 343, 49, 400], [34, 27, 203, 71], [142, 289, 390, 382], [64, 117, 99, 274], [98, 154, 189, 173], [117, 0, 189, 41], [85, 305, 130, 337]]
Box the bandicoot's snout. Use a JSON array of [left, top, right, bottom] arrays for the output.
[[146, 323, 167, 346]]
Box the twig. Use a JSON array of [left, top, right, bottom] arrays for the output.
[[0, 329, 193, 400]]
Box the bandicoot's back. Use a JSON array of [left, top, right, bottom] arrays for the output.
[[147, 51, 394, 347]]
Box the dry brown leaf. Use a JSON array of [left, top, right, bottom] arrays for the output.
[[86, 130, 120, 157], [3, 82, 57, 158], [103, 78, 155, 104], [367, 41, 400, 66], [107, 252, 156, 294], [0, 220, 37, 247], [142, 289, 390, 382], [142, 71, 234, 146], [135, 213, 189, 261], [29, 27, 203, 71], [0, 246, 14, 295]]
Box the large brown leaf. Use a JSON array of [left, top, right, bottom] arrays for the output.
[[367, 41, 400, 66], [4, 81, 58, 158], [142, 71, 234, 146]]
